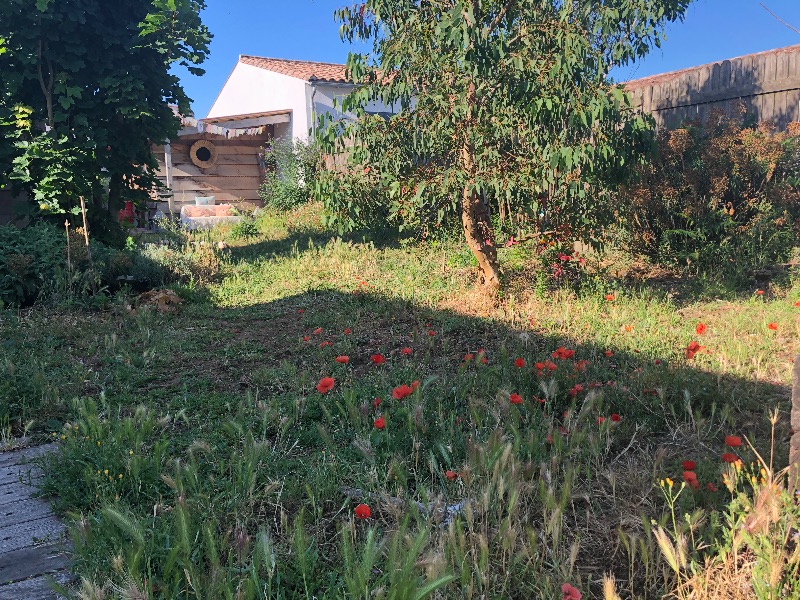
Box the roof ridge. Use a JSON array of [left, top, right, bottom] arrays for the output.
[[239, 55, 347, 68]]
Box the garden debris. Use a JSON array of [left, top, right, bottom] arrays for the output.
[[138, 289, 183, 313]]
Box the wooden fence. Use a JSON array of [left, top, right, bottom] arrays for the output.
[[625, 44, 800, 130]]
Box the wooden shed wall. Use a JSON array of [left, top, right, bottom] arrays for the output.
[[626, 45, 800, 129], [151, 130, 272, 210]]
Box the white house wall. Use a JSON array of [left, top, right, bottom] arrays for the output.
[[206, 63, 309, 141], [309, 83, 399, 133]]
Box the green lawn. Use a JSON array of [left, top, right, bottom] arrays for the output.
[[2, 205, 799, 599]]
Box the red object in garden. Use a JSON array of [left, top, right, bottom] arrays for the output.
[[354, 504, 371, 519], [725, 435, 743, 448], [682, 460, 696, 471], [118, 201, 135, 225], [374, 416, 386, 430]]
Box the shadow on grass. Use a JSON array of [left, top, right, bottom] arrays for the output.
[[226, 225, 412, 263], [5, 286, 793, 596]]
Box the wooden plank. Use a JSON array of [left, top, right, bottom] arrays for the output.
[[171, 139, 268, 149], [168, 189, 262, 202], [158, 163, 262, 178], [0, 498, 53, 528], [170, 176, 261, 191], [0, 572, 70, 600], [0, 516, 65, 554], [168, 152, 260, 165], [0, 544, 67, 585]]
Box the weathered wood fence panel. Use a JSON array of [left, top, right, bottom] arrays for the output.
[[150, 130, 273, 210], [626, 44, 800, 129]]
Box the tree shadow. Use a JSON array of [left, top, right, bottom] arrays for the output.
[[12, 285, 793, 596]]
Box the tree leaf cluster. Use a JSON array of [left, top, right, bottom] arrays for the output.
[[0, 0, 210, 220]]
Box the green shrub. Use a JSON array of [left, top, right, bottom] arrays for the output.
[[259, 139, 321, 211], [617, 111, 799, 279], [229, 217, 259, 240], [0, 222, 65, 306]]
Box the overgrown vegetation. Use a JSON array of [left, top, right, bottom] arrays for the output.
[[259, 139, 321, 211], [2, 205, 797, 598], [617, 111, 800, 281]]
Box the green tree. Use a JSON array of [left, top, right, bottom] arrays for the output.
[[0, 0, 210, 222], [318, 0, 692, 289]]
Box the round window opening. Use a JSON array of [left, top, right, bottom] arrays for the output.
[[195, 146, 212, 162], [189, 140, 218, 169]]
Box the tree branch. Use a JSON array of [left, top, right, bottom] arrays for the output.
[[486, 0, 515, 36], [760, 3, 800, 36], [36, 39, 54, 128]]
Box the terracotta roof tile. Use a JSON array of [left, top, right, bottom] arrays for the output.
[[239, 55, 350, 83], [624, 43, 800, 91]]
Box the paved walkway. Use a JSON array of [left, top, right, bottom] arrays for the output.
[[0, 445, 69, 599]]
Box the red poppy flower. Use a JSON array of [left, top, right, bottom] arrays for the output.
[[316, 377, 335, 394], [509, 393, 523, 405], [682, 460, 696, 471], [685, 341, 705, 360], [706, 482, 718, 492], [302, 335, 310, 342], [655, 359, 662, 365], [604, 349, 613, 357], [319, 340, 332, 348], [574, 359, 590, 371], [373, 397, 382, 409], [480, 356, 488, 364], [561, 582, 582, 600], [297, 309, 304, 314], [683, 470, 697, 482], [795, 301, 800, 307], [411, 380, 420, 391], [343, 328, 352, 335], [354, 503, 371, 519], [568, 384, 584, 397], [514, 358, 526, 368], [768, 322, 778, 330], [401, 347, 412, 356], [371, 353, 386, 365], [313, 327, 323, 335], [374, 416, 386, 430], [725, 435, 742, 448], [552, 347, 575, 359], [463, 353, 475, 362], [535, 361, 544, 371], [544, 360, 558, 371], [721, 452, 739, 463], [610, 413, 621, 422], [445, 470, 459, 481], [546, 433, 554, 444], [605, 294, 614, 301], [392, 384, 413, 400], [597, 416, 606, 425], [696, 323, 707, 335], [428, 330, 436, 336], [756, 289, 764, 295], [335, 355, 349, 364]]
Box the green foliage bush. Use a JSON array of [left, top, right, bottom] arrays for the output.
[[259, 139, 321, 211], [617, 111, 800, 278], [0, 222, 65, 306]]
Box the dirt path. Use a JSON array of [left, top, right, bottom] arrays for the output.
[[0, 445, 69, 599]]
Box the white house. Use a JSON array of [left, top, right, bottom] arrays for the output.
[[206, 55, 395, 142]]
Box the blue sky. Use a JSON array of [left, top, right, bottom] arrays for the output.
[[178, 0, 800, 118]]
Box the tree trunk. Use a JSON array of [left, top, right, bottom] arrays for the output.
[[108, 172, 123, 212], [462, 186, 501, 290]]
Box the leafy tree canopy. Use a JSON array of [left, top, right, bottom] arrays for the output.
[[317, 0, 693, 288], [0, 0, 210, 224]]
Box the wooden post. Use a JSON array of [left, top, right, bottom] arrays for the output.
[[165, 142, 175, 215], [790, 355, 800, 493], [64, 220, 71, 273], [79, 196, 92, 266]]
